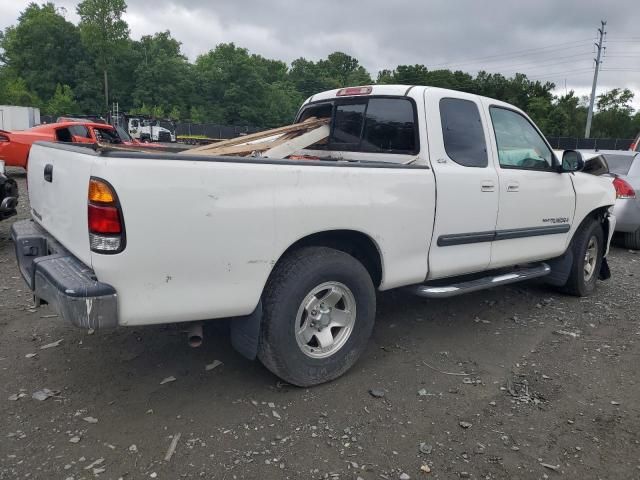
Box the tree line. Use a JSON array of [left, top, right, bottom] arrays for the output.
[[1, 1, 639, 138]]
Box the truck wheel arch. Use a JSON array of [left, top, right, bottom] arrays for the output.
[[230, 230, 383, 362], [572, 206, 612, 252], [547, 206, 613, 287], [274, 230, 384, 288]]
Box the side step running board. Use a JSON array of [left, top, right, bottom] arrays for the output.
[[408, 263, 551, 298]]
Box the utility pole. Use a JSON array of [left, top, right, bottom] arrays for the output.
[[585, 20, 606, 138]]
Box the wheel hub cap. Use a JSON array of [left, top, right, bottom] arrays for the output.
[[295, 281, 356, 359], [583, 236, 598, 282]]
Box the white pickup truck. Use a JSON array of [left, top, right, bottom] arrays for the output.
[[12, 85, 616, 386]]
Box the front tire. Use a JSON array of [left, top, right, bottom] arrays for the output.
[[258, 247, 376, 387], [563, 219, 604, 296]]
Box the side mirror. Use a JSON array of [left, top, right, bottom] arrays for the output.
[[561, 150, 584, 173]]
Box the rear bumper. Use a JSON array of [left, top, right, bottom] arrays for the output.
[[612, 198, 640, 233], [11, 219, 118, 329]]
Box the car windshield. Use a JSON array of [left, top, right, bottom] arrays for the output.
[[94, 127, 123, 144], [604, 153, 636, 175], [115, 126, 133, 142]]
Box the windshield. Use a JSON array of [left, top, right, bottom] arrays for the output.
[[94, 127, 123, 144], [604, 153, 637, 176], [116, 125, 133, 142]]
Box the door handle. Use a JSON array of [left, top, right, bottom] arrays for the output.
[[44, 164, 53, 183], [481, 181, 495, 192], [506, 182, 519, 192]]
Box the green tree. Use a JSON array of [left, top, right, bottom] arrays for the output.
[[77, 0, 129, 109], [194, 43, 298, 126], [46, 83, 78, 115], [0, 3, 85, 101], [0, 72, 40, 106], [131, 31, 192, 117], [289, 57, 339, 98], [592, 89, 636, 138], [318, 52, 371, 87]]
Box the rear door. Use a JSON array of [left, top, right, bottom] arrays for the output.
[[483, 103, 575, 268], [425, 90, 500, 279]]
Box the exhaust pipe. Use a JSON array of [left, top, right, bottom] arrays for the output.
[[186, 322, 203, 348]]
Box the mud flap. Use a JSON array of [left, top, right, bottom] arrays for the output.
[[598, 257, 611, 280], [229, 302, 262, 360], [545, 250, 573, 287]]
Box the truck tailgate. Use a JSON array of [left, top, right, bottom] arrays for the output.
[[27, 142, 95, 267]]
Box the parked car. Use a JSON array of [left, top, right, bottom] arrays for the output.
[[581, 150, 640, 249], [11, 85, 616, 386], [0, 121, 161, 169], [0, 160, 18, 221]]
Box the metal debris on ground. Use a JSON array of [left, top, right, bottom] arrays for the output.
[[31, 388, 59, 401], [205, 360, 223, 371], [419, 442, 433, 454], [164, 432, 181, 461], [160, 376, 176, 385], [39, 339, 63, 350], [83, 458, 104, 470], [369, 388, 385, 398], [554, 330, 580, 338]]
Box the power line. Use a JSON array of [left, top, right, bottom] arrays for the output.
[[494, 57, 592, 73], [429, 39, 592, 68], [474, 52, 592, 71], [526, 67, 595, 80]]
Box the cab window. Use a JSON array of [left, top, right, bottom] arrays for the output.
[[300, 97, 419, 154], [489, 107, 554, 171]]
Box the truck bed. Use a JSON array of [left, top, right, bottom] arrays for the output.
[[25, 142, 436, 326]]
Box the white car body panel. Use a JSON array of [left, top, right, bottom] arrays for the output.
[[88, 154, 435, 325]]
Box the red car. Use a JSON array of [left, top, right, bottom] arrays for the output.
[[0, 121, 160, 169]]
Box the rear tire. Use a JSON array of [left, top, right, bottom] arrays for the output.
[[562, 219, 604, 297], [258, 247, 376, 387], [623, 228, 640, 250]]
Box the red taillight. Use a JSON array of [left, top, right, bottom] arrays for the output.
[[336, 86, 372, 96], [613, 176, 636, 199], [88, 177, 125, 253], [88, 204, 122, 234]]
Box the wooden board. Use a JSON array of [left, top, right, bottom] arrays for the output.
[[184, 117, 328, 155], [262, 125, 330, 158]]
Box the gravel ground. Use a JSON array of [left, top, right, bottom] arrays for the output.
[[1, 170, 639, 480]]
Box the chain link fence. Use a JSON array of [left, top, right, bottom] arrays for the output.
[[546, 137, 634, 151]]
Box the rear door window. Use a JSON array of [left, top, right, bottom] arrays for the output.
[[439, 98, 488, 167]]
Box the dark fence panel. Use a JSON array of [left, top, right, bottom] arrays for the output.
[[175, 123, 261, 139], [546, 137, 634, 150]]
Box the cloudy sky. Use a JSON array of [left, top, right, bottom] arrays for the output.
[[2, 0, 639, 108]]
